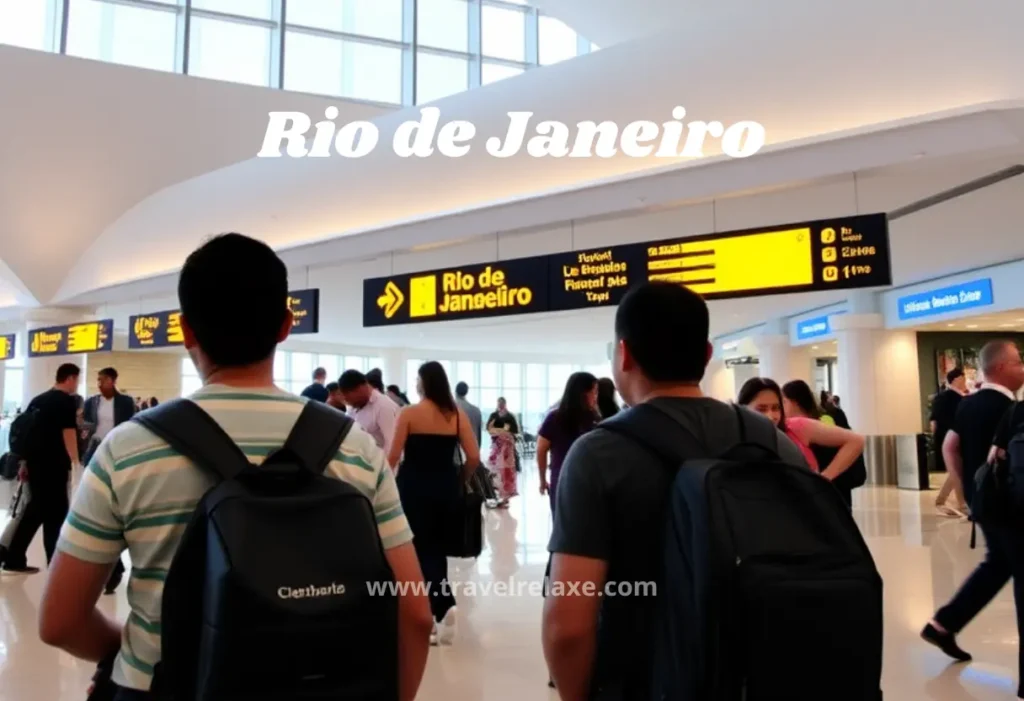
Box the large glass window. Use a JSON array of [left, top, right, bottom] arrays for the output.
[[287, 0, 403, 41], [192, 0, 273, 20], [417, 0, 468, 52], [189, 15, 273, 86], [538, 14, 578, 66], [481, 62, 523, 85], [416, 51, 469, 103], [66, 0, 180, 72], [181, 358, 202, 397], [285, 31, 402, 103], [0, 0, 56, 51], [481, 4, 525, 62]]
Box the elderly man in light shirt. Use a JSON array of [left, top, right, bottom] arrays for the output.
[[339, 369, 402, 457]]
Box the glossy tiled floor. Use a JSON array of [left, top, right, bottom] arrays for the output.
[[1, 474, 1022, 700]]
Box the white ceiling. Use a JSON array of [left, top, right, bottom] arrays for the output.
[[913, 309, 1024, 333], [50, 0, 1024, 304], [0, 45, 388, 306]]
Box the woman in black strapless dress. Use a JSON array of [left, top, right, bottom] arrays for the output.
[[388, 361, 480, 645]]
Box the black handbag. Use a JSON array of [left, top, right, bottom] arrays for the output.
[[446, 412, 484, 558]]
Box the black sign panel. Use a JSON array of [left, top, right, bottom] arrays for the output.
[[29, 320, 114, 357], [363, 213, 891, 327], [127, 289, 321, 349], [364, 258, 549, 326], [129, 310, 183, 349], [0, 334, 15, 361], [288, 288, 321, 334]]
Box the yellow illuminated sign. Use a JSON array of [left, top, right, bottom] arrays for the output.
[[647, 228, 813, 294], [0, 336, 12, 360], [29, 320, 112, 357], [377, 281, 405, 319], [31, 330, 62, 355]]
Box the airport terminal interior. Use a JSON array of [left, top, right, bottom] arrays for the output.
[[4, 0, 1024, 699]]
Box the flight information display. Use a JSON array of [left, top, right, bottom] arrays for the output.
[[0, 334, 15, 361], [129, 310, 184, 349], [29, 320, 113, 357], [363, 213, 890, 327], [127, 289, 322, 348]]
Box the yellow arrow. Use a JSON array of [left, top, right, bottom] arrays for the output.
[[377, 281, 405, 319]]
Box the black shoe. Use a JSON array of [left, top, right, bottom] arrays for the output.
[[0, 545, 7, 568], [2, 564, 41, 575], [922, 623, 973, 662], [548, 680, 555, 689]]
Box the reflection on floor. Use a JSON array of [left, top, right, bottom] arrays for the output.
[[1, 475, 1021, 700]]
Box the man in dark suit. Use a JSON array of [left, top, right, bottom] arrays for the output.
[[82, 367, 136, 594]]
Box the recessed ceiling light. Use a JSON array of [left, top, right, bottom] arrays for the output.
[[947, 323, 956, 327], [1000, 323, 1015, 328], [811, 345, 819, 350], [966, 324, 979, 329]]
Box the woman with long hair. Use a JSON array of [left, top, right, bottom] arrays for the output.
[[596, 377, 620, 420], [737, 378, 819, 470], [782, 379, 865, 507], [538, 373, 599, 514], [486, 397, 520, 505], [388, 361, 479, 646]]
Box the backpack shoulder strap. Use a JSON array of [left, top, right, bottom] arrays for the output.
[[132, 398, 251, 481], [281, 400, 355, 474]]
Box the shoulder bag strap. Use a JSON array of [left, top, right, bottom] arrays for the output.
[[281, 401, 355, 474], [132, 398, 251, 481]]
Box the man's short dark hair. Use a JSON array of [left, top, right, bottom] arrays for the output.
[[615, 282, 709, 383], [313, 367, 327, 380], [99, 367, 118, 382], [326, 382, 340, 393], [338, 370, 368, 392], [178, 233, 288, 368], [56, 363, 80, 383], [455, 381, 469, 397], [946, 367, 965, 385], [365, 368, 385, 392]]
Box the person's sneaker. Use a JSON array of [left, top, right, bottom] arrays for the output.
[[921, 623, 972, 662], [1, 564, 41, 575], [439, 607, 458, 645], [429, 622, 439, 646]]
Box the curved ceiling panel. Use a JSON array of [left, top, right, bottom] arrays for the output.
[[58, 0, 1024, 303]]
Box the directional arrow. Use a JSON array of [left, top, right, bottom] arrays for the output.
[[377, 281, 405, 319]]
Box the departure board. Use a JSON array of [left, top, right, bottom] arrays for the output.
[[0, 334, 14, 361], [363, 213, 890, 327], [128, 310, 184, 349], [29, 320, 113, 357], [127, 289, 322, 348]]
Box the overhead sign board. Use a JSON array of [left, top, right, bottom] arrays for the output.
[[287, 288, 321, 334], [128, 288, 321, 348], [0, 334, 14, 361], [795, 311, 847, 341], [29, 320, 113, 357], [897, 278, 994, 321], [363, 213, 891, 327]]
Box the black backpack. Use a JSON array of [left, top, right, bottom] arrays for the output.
[[135, 399, 399, 701], [603, 403, 884, 701], [9, 407, 41, 460], [970, 402, 1021, 548]]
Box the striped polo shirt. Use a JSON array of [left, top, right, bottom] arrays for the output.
[[56, 383, 413, 691]]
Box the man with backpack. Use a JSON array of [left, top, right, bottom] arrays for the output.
[[39, 234, 433, 701], [1, 363, 82, 574], [542, 282, 883, 700], [922, 340, 1024, 694]]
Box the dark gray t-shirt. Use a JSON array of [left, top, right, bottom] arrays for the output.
[[548, 397, 808, 698]]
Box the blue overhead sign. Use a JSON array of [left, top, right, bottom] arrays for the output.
[[796, 315, 834, 341], [897, 278, 994, 321]]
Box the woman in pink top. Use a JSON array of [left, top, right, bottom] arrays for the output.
[[738, 378, 865, 484], [737, 378, 819, 470]]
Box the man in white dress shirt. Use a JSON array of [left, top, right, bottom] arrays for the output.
[[339, 370, 401, 458]]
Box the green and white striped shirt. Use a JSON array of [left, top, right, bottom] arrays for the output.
[[57, 384, 413, 691]]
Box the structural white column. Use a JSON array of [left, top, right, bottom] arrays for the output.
[[379, 347, 407, 393], [701, 358, 735, 402], [832, 313, 921, 435], [754, 334, 814, 387], [22, 308, 91, 408]]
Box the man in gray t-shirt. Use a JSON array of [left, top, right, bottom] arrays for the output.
[[454, 382, 482, 448], [541, 283, 808, 700]]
